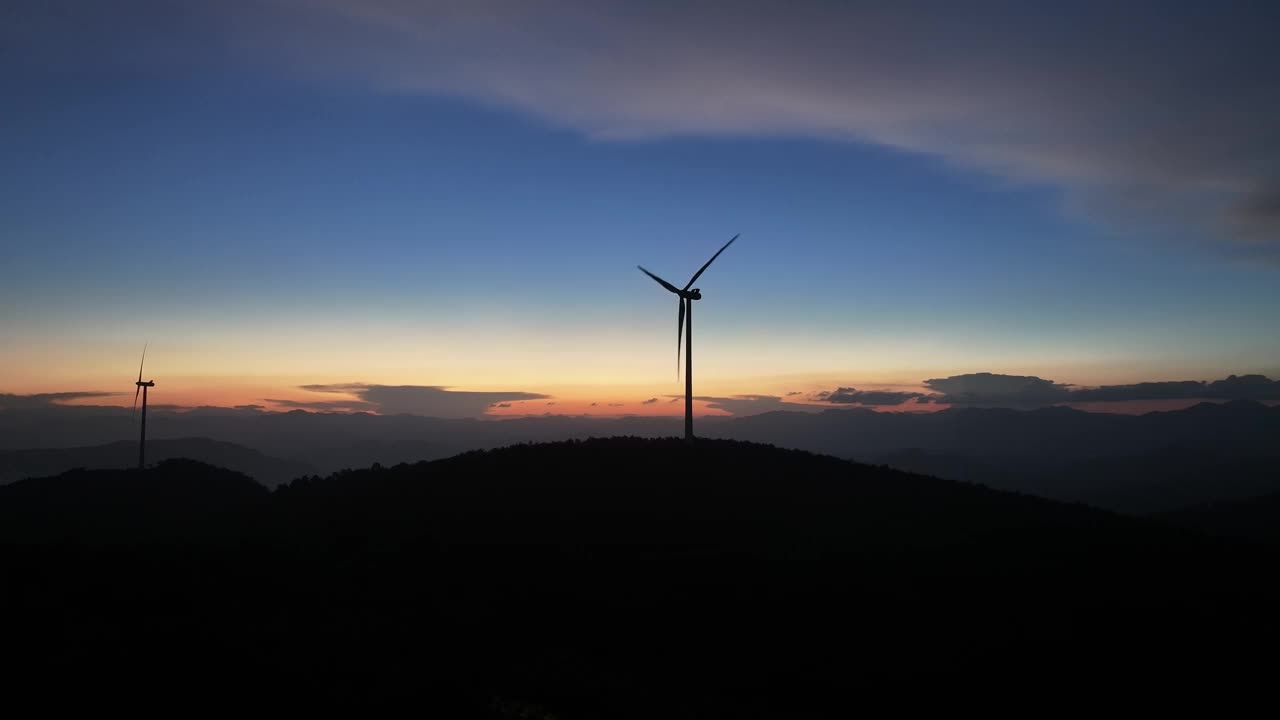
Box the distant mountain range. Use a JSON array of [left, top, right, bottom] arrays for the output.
[[865, 446, 1280, 514], [3, 400, 1276, 512], [0, 437, 314, 487]]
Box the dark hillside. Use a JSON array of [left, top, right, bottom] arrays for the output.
[[1160, 490, 1280, 545], [2, 438, 1274, 713]]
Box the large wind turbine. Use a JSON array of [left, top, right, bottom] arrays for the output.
[[132, 345, 155, 469], [638, 234, 738, 442]]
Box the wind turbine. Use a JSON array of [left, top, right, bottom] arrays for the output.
[[638, 234, 738, 442], [132, 344, 155, 469]]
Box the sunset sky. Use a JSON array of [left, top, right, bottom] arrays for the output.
[[4, 1, 1278, 417]]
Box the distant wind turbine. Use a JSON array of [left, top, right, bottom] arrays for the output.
[[638, 234, 738, 442], [132, 344, 155, 469]]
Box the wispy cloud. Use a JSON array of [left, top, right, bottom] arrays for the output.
[[291, 383, 548, 417], [0, 391, 122, 410], [816, 388, 926, 406], [236, 1, 1280, 257], [265, 398, 375, 413], [691, 394, 823, 417]]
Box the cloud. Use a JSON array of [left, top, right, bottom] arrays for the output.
[[264, 398, 374, 413], [1070, 381, 1208, 402], [0, 391, 121, 410], [1073, 374, 1280, 402], [1231, 189, 1280, 243], [819, 388, 926, 406], [786, 391, 804, 396], [924, 373, 1073, 407], [234, 404, 265, 411], [293, 383, 548, 417], [923, 372, 1280, 407], [691, 394, 823, 417], [1206, 374, 1280, 399], [493, 403, 512, 408], [641, 398, 658, 405], [233, 1, 1280, 256]]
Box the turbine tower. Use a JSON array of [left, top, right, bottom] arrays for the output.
[[132, 345, 155, 469], [638, 234, 738, 442]]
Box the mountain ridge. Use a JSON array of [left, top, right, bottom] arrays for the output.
[[0, 436, 315, 487]]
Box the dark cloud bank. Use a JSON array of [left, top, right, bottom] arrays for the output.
[[822, 372, 1280, 408], [810, 373, 1279, 409]]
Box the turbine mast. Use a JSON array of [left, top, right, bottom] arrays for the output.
[[138, 384, 148, 469], [133, 344, 153, 470], [686, 294, 696, 440]]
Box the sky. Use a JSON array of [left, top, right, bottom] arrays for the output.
[[3, 1, 1279, 418]]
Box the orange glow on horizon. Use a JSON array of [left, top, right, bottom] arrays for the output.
[[19, 368, 1269, 419]]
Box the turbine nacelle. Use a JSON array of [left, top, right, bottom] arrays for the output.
[[136, 380, 155, 387]]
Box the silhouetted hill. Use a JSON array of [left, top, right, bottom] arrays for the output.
[[0, 459, 268, 544], [1160, 491, 1280, 545], [0, 437, 314, 487], [3, 438, 1275, 711], [274, 437, 1141, 550], [868, 445, 1280, 514]]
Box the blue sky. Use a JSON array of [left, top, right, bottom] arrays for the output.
[[2, 1, 1278, 414]]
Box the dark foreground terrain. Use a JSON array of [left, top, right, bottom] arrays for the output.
[[2, 438, 1275, 713]]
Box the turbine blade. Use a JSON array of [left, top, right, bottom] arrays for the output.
[[677, 298, 685, 380], [684, 234, 739, 291], [137, 343, 147, 383], [132, 385, 141, 420], [638, 265, 681, 294]]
